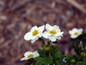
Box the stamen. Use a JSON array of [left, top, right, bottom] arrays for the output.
[[49, 30, 57, 35], [74, 32, 79, 35], [32, 30, 39, 36], [27, 54, 34, 58]]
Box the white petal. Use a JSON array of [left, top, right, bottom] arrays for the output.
[[71, 35, 78, 39], [56, 32, 64, 36], [70, 28, 78, 33], [73, 28, 78, 31], [46, 24, 53, 31], [38, 25, 44, 32], [24, 32, 32, 40], [49, 36, 57, 42], [24, 51, 33, 57], [79, 28, 83, 35], [38, 33, 42, 37], [33, 51, 39, 58], [20, 57, 26, 61], [69, 30, 72, 35], [31, 26, 37, 32], [43, 32, 50, 38], [31, 33, 42, 43], [53, 25, 60, 31], [57, 36, 61, 40], [69, 28, 77, 36], [31, 37, 39, 43], [31, 35, 38, 39], [53, 25, 61, 32]]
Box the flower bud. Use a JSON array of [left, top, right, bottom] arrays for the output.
[[80, 52, 86, 57], [43, 45, 51, 51], [65, 54, 70, 59], [70, 59, 76, 63]]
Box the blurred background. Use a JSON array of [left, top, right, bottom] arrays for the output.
[[0, 0, 86, 65]]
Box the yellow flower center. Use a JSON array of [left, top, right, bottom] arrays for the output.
[[32, 30, 39, 36], [27, 54, 34, 58], [49, 30, 57, 35], [74, 32, 79, 36]]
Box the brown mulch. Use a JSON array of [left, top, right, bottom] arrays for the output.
[[0, 0, 86, 65]]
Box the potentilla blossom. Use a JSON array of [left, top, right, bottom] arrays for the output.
[[20, 51, 39, 61], [69, 28, 83, 39], [43, 24, 64, 42], [24, 25, 44, 43]]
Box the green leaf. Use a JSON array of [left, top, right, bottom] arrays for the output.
[[83, 58, 86, 62], [35, 57, 44, 65], [35, 57, 53, 65], [77, 61, 86, 65], [44, 57, 53, 64], [50, 46, 59, 56], [53, 52, 62, 59], [34, 57, 43, 61], [36, 60, 43, 65], [37, 49, 46, 57]]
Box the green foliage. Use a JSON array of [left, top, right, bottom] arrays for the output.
[[50, 46, 66, 65], [77, 62, 86, 65], [50, 46, 59, 56], [35, 46, 66, 65], [35, 57, 53, 65], [37, 49, 46, 57], [77, 58, 86, 65]]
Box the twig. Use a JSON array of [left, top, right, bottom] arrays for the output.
[[67, 0, 86, 14]]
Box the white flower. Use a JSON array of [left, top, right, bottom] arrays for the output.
[[24, 25, 44, 43], [43, 24, 64, 42], [20, 51, 39, 61], [63, 58, 67, 63], [69, 28, 83, 39]]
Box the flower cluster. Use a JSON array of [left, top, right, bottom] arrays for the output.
[[21, 24, 85, 65], [24, 24, 64, 43]]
